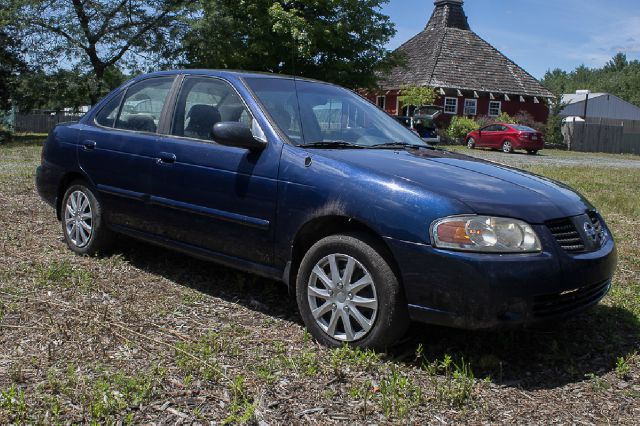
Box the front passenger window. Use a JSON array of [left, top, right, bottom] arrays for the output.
[[171, 77, 252, 141], [115, 77, 174, 133]]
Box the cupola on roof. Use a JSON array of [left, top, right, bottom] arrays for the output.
[[427, 0, 470, 30]]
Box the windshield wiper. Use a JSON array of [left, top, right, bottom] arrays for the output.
[[298, 140, 367, 149], [371, 142, 432, 150]]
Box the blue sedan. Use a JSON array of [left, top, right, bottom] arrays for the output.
[[36, 70, 617, 349]]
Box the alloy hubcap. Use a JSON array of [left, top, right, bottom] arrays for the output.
[[307, 254, 378, 342], [64, 190, 93, 248]]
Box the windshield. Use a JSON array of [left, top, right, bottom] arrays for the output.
[[244, 77, 428, 147], [512, 125, 537, 132]]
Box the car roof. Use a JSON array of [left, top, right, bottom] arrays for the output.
[[137, 69, 324, 84]]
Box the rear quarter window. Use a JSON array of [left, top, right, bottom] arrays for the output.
[[95, 93, 124, 128]]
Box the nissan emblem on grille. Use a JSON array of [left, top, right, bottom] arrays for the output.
[[584, 222, 598, 241]]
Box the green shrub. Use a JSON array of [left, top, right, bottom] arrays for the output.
[[496, 112, 518, 124], [445, 116, 479, 140]]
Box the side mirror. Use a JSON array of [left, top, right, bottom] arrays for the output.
[[212, 122, 266, 151]]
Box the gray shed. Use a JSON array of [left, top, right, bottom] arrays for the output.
[[560, 92, 640, 121]]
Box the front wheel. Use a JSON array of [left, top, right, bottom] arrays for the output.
[[502, 140, 514, 153], [61, 181, 114, 256], [467, 138, 476, 149], [296, 233, 409, 350]]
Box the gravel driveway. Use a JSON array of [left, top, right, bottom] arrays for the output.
[[445, 146, 640, 169]]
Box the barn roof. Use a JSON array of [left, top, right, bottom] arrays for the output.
[[378, 0, 554, 98]]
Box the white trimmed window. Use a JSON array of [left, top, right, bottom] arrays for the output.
[[444, 97, 458, 114], [376, 95, 386, 110], [489, 101, 502, 117], [463, 99, 477, 116]]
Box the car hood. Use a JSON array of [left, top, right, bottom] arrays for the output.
[[313, 148, 592, 224]]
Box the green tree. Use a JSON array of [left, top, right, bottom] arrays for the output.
[[0, 4, 27, 111], [16, 67, 128, 111], [603, 52, 628, 73], [181, 0, 398, 89], [397, 85, 438, 110], [0, 30, 27, 111], [544, 95, 567, 146], [539, 68, 569, 96], [14, 0, 187, 104]]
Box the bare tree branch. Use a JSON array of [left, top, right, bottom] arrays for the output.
[[95, 0, 128, 40]]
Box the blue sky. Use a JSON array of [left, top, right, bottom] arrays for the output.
[[381, 0, 640, 79]]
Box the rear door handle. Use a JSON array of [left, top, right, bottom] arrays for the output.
[[156, 152, 177, 164], [82, 140, 96, 151]]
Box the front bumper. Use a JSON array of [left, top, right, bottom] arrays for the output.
[[385, 228, 617, 329]]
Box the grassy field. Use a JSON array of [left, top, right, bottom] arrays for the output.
[[1, 137, 638, 424]]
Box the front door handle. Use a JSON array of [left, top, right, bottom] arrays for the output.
[[157, 152, 177, 164], [82, 140, 97, 151]]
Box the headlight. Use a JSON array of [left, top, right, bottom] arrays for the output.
[[431, 215, 542, 253]]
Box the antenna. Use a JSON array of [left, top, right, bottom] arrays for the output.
[[291, 30, 296, 78], [291, 31, 307, 144]]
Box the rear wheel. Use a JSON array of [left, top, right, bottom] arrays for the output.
[[296, 233, 409, 350], [61, 181, 114, 255], [527, 150, 538, 155], [467, 138, 476, 149], [502, 140, 514, 153]]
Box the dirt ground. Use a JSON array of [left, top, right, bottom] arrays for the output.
[[1, 139, 639, 424]]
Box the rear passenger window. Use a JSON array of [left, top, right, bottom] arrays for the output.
[[95, 92, 123, 128], [115, 77, 174, 133], [171, 77, 251, 141]]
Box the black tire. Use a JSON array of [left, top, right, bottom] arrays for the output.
[[60, 180, 114, 256], [467, 138, 476, 149], [502, 140, 514, 153], [296, 233, 409, 350], [527, 150, 538, 155]]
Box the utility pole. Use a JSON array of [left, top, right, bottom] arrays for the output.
[[576, 89, 591, 120]]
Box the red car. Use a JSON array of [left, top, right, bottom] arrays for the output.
[[466, 123, 544, 155]]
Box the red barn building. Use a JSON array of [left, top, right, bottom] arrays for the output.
[[369, 0, 553, 125]]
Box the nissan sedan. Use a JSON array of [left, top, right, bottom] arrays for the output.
[[36, 70, 617, 349]]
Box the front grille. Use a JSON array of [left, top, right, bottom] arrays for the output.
[[533, 280, 610, 318], [547, 218, 584, 252]]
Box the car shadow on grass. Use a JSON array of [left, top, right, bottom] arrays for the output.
[[396, 304, 640, 390], [113, 237, 637, 391], [113, 237, 299, 321]]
